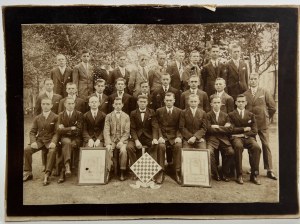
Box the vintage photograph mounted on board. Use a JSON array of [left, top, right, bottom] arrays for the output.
[[22, 22, 280, 204]]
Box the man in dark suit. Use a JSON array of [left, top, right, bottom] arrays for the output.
[[228, 94, 262, 185], [151, 73, 180, 110], [34, 78, 62, 116], [156, 92, 182, 184], [206, 95, 234, 181], [127, 95, 159, 179], [167, 49, 185, 91], [133, 81, 153, 109], [89, 79, 109, 114], [221, 44, 248, 100], [50, 54, 73, 97], [58, 82, 86, 114], [72, 49, 94, 101], [109, 78, 135, 115], [244, 73, 277, 180], [23, 97, 58, 186], [83, 96, 106, 148], [182, 50, 202, 91], [201, 45, 227, 97], [179, 94, 207, 149], [180, 75, 210, 112], [148, 51, 167, 93], [57, 97, 83, 183]]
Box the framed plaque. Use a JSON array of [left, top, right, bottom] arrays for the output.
[[181, 148, 211, 187], [78, 147, 107, 185]]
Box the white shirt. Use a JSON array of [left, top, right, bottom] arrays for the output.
[[233, 59, 239, 68], [176, 60, 184, 78], [190, 107, 197, 117], [139, 109, 146, 121], [43, 111, 51, 119], [211, 60, 218, 67], [46, 91, 53, 100], [114, 110, 121, 119], [66, 110, 73, 118], [96, 92, 103, 101], [216, 90, 224, 97], [117, 91, 124, 98], [139, 65, 148, 79], [141, 93, 148, 97], [119, 66, 126, 77], [237, 108, 245, 119], [67, 94, 76, 101], [213, 110, 220, 122], [58, 66, 66, 75], [190, 88, 198, 95], [82, 62, 89, 71], [166, 106, 174, 114], [163, 85, 170, 92], [91, 109, 98, 119], [250, 87, 258, 96]]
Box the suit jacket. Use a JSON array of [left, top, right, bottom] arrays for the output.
[[228, 110, 258, 138], [50, 67, 73, 97], [130, 108, 159, 141], [108, 92, 135, 115], [72, 62, 94, 100], [29, 111, 58, 148], [206, 110, 232, 146], [156, 106, 182, 145], [201, 61, 227, 97], [93, 67, 112, 95], [57, 110, 83, 138], [182, 64, 203, 91], [210, 92, 235, 113], [151, 86, 180, 110], [34, 93, 62, 116], [148, 65, 165, 93], [179, 108, 207, 141], [221, 59, 248, 99], [166, 61, 183, 90], [109, 67, 130, 93], [58, 96, 87, 114], [180, 89, 210, 112], [82, 110, 106, 143], [128, 67, 150, 96], [89, 93, 109, 114], [103, 111, 130, 144], [244, 87, 276, 130]]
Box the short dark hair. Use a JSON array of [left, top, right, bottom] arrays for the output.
[[210, 95, 221, 102], [66, 82, 77, 88], [95, 79, 106, 86], [114, 97, 123, 104], [115, 77, 126, 85], [210, 45, 220, 51], [190, 50, 199, 56], [140, 81, 149, 87], [236, 94, 246, 101], [137, 95, 148, 101], [40, 96, 52, 104], [81, 49, 90, 55], [64, 96, 75, 103], [165, 92, 175, 99], [44, 78, 54, 84]]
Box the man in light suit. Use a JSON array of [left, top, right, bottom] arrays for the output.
[[167, 49, 185, 91], [221, 44, 248, 100], [206, 95, 234, 182], [179, 94, 207, 149], [72, 49, 94, 101], [228, 94, 262, 185], [244, 73, 277, 180], [128, 53, 150, 97], [89, 79, 109, 114], [180, 75, 210, 112], [182, 50, 202, 91], [156, 92, 183, 185], [23, 97, 58, 186], [201, 45, 227, 97], [50, 54, 73, 97], [104, 97, 130, 181], [58, 82, 86, 114], [148, 51, 167, 93]]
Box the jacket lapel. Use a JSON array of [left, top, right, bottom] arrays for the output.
[[253, 87, 263, 102], [79, 63, 87, 76], [229, 60, 239, 74], [88, 111, 95, 125], [208, 62, 217, 77]]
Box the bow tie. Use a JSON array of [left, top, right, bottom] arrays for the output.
[[140, 111, 146, 114]]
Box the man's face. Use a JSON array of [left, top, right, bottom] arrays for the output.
[[44, 80, 54, 92], [94, 82, 105, 93], [189, 77, 199, 89], [118, 56, 126, 67], [235, 97, 247, 110], [231, 47, 241, 60], [64, 99, 75, 111], [113, 100, 123, 111], [211, 98, 222, 111], [188, 96, 199, 108], [41, 99, 53, 112], [175, 52, 185, 63], [115, 81, 125, 91], [157, 54, 166, 67], [103, 56, 112, 65], [190, 52, 200, 64], [137, 98, 148, 110], [249, 75, 259, 88], [66, 84, 77, 96], [215, 80, 226, 92], [164, 95, 175, 108], [57, 55, 66, 67], [139, 56, 148, 67], [140, 83, 149, 94], [161, 75, 171, 86], [210, 47, 219, 60], [89, 97, 100, 110], [81, 53, 90, 63]]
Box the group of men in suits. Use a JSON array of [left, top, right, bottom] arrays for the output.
[[23, 44, 277, 186]]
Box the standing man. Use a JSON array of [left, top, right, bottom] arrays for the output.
[[182, 50, 202, 91], [156, 92, 182, 185], [244, 73, 277, 180], [167, 49, 185, 91], [89, 79, 109, 114], [73, 49, 94, 101], [201, 45, 227, 97], [50, 54, 73, 97], [133, 81, 153, 109], [148, 51, 167, 93], [127, 95, 159, 179], [23, 97, 58, 186], [180, 75, 210, 112], [104, 97, 130, 181], [228, 94, 262, 185], [222, 44, 248, 100]]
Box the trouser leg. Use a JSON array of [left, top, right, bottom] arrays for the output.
[[158, 143, 166, 170], [45, 148, 57, 173], [24, 145, 40, 172], [127, 140, 137, 167], [220, 144, 235, 177], [61, 137, 72, 164], [173, 142, 182, 171], [245, 138, 261, 175], [119, 144, 128, 170], [232, 138, 244, 176], [258, 129, 272, 170], [207, 144, 218, 176]]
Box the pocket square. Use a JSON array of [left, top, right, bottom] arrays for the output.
[[242, 67, 246, 70], [50, 122, 54, 124], [105, 101, 108, 104], [259, 95, 264, 98], [248, 120, 252, 123]]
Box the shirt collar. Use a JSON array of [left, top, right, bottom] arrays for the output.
[[166, 106, 174, 112], [237, 108, 245, 114], [190, 107, 197, 113], [175, 60, 182, 68], [250, 86, 258, 92], [217, 90, 224, 96], [91, 109, 98, 114], [117, 91, 124, 97], [163, 85, 169, 91], [139, 108, 147, 113], [190, 88, 197, 94], [68, 94, 76, 100], [139, 65, 147, 71], [213, 110, 220, 115], [66, 110, 74, 115], [46, 91, 53, 97], [43, 111, 51, 118]]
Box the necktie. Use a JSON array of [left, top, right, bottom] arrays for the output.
[[239, 110, 243, 119], [68, 112, 71, 118], [179, 63, 183, 80], [93, 112, 97, 120], [192, 109, 196, 117], [252, 89, 256, 97], [99, 94, 102, 103], [143, 67, 147, 80], [216, 113, 219, 122], [164, 87, 168, 93]]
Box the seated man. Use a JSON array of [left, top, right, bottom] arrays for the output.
[[104, 97, 130, 181], [156, 92, 183, 185], [89, 79, 109, 114], [228, 94, 262, 185], [206, 95, 234, 182], [127, 95, 159, 180], [57, 97, 83, 183], [23, 97, 58, 186], [179, 94, 207, 149]]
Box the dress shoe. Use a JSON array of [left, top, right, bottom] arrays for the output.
[[120, 170, 125, 181], [43, 173, 50, 186], [156, 171, 164, 184], [131, 175, 138, 181], [236, 175, 244, 184], [250, 175, 261, 185], [175, 171, 182, 185], [23, 172, 33, 182], [57, 172, 65, 184], [65, 163, 71, 178], [267, 171, 277, 180], [222, 175, 230, 182], [213, 173, 221, 181]]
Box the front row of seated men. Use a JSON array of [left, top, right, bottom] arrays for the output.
[[24, 91, 264, 187]]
